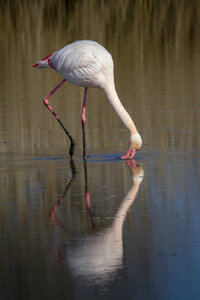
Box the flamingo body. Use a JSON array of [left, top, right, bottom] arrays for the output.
[[34, 40, 114, 89], [33, 40, 142, 159], [51, 40, 113, 88]]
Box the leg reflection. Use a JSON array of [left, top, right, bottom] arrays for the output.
[[83, 155, 95, 229], [50, 159, 77, 230]]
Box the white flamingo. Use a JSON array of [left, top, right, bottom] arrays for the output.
[[33, 40, 142, 159]]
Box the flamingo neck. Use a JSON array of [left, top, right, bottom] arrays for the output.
[[112, 183, 140, 235], [103, 84, 138, 135]]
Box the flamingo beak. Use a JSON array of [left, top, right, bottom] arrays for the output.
[[121, 148, 137, 159]]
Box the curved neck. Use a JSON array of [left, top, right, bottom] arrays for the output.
[[111, 182, 140, 236], [103, 84, 138, 135]]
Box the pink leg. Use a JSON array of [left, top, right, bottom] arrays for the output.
[[43, 79, 66, 112], [81, 87, 88, 123], [81, 88, 88, 158], [43, 79, 66, 117], [43, 79, 75, 157]]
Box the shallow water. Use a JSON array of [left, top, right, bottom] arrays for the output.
[[0, 1, 200, 299]]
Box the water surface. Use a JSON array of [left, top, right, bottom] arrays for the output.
[[0, 1, 200, 299]]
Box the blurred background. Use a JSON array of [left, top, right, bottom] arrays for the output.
[[0, 1, 200, 299], [1, 0, 200, 157]]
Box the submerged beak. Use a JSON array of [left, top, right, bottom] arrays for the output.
[[121, 148, 137, 160]]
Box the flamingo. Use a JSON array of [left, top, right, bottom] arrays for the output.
[[33, 40, 142, 159]]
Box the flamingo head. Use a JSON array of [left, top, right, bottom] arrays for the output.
[[126, 160, 144, 184], [121, 133, 142, 159], [129, 133, 142, 150]]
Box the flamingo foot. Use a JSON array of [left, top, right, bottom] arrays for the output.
[[121, 148, 136, 160]]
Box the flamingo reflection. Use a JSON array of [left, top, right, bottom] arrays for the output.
[[50, 159, 76, 230], [50, 158, 144, 283]]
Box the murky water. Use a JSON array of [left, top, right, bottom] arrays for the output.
[[0, 1, 200, 299]]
